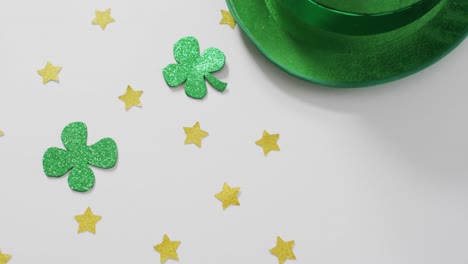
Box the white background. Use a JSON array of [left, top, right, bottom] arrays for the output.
[[0, 1, 467, 264]]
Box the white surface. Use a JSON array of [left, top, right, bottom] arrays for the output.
[[0, 1, 467, 264]]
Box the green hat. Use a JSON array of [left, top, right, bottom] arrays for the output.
[[226, 0, 468, 87]]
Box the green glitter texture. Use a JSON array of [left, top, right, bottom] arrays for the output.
[[163, 36, 227, 99], [42, 122, 118, 192]]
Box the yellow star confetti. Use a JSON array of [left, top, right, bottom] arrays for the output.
[[220, 10, 236, 29], [118, 85, 143, 110], [183, 121, 208, 148], [92, 8, 115, 30], [74, 207, 102, 234], [153, 234, 181, 263], [270, 236, 296, 264], [215, 182, 240, 210], [256, 130, 280, 156], [0, 130, 4, 136], [0, 250, 11, 264], [37, 62, 62, 84]]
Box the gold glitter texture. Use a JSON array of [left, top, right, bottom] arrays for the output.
[[220, 10, 236, 29], [256, 130, 280, 156], [183, 121, 208, 148], [37, 62, 62, 84], [118, 85, 143, 110], [153, 234, 181, 263], [75, 207, 102, 234], [92, 8, 115, 30], [0, 250, 11, 264], [215, 182, 240, 210], [270, 237, 296, 264]]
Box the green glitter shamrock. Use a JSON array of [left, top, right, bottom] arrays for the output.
[[42, 122, 118, 192], [163, 36, 227, 99]]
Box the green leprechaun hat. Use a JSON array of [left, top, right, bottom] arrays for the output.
[[226, 0, 468, 87]]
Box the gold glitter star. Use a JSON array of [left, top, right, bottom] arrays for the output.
[[0, 250, 11, 264], [118, 85, 143, 110], [153, 234, 181, 263], [37, 62, 62, 84], [75, 207, 102, 234], [0, 130, 4, 136], [92, 8, 115, 30], [256, 130, 280, 156], [270, 237, 296, 264], [215, 182, 240, 210], [183, 121, 208, 148], [220, 10, 236, 29]]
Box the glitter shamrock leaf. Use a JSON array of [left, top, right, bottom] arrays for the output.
[[163, 36, 227, 99], [42, 122, 118, 192]]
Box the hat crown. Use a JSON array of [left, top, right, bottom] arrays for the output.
[[273, 0, 441, 35], [314, 0, 421, 14]]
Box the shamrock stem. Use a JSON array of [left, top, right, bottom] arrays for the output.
[[205, 73, 227, 92]]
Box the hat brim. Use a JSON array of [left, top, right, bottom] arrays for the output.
[[226, 0, 468, 87]]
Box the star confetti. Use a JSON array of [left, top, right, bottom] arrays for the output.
[[163, 36, 227, 99], [42, 122, 118, 192], [153, 234, 181, 263], [0, 250, 11, 264], [256, 130, 280, 156], [0, 130, 4, 136], [183, 121, 208, 148], [37, 62, 62, 84], [270, 236, 296, 264], [92, 8, 115, 30], [118, 85, 143, 110], [75, 207, 102, 234], [220, 10, 236, 29], [215, 182, 240, 210]]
